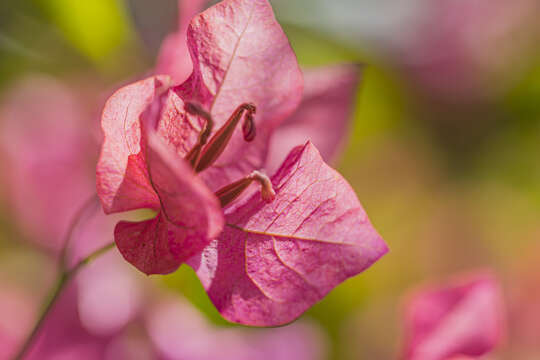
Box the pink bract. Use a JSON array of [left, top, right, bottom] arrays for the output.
[[402, 272, 505, 360], [155, 0, 208, 84], [97, 0, 303, 275], [266, 64, 361, 174], [97, 0, 387, 325], [189, 142, 387, 325]]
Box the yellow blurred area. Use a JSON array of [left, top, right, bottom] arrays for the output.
[[33, 0, 132, 64]]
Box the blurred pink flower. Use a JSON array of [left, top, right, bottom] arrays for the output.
[[147, 297, 327, 360], [0, 76, 97, 251], [0, 275, 326, 360], [390, 0, 539, 101], [155, 0, 209, 84], [97, 0, 386, 326], [265, 64, 361, 174], [402, 271, 505, 360]]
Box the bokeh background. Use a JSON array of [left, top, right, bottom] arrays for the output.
[[0, 0, 539, 359]]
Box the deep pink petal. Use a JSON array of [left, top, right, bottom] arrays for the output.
[[176, 0, 304, 190], [403, 272, 505, 360], [155, 0, 208, 84], [115, 133, 223, 275], [0, 76, 96, 250], [154, 89, 204, 159], [189, 141, 388, 326], [96, 76, 172, 214], [266, 64, 361, 174]]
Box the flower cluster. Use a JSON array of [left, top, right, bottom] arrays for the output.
[[96, 0, 387, 326]]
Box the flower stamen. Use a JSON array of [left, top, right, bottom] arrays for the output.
[[215, 170, 275, 208], [195, 103, 256, 172], [184, 102, 214, 168]]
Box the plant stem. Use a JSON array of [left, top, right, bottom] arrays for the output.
[[12, 242, 115, 360]]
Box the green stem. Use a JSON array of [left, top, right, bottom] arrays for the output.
[[12, 242, 115, 360]]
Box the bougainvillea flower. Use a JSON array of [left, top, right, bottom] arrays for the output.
[[147, 297, 327, 360], [266, 64, 361, 174], [402, 272, 505, 360], [97, 0, 387, 325], [0, 76, 97, 251]]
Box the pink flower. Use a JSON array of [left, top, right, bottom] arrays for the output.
[[402, 272, 505, 360], [0, 76, 97, 251], [390, 0, 539, 100], [155, 0, 209, 84], [0, 269, 326, 360], [97, 0, 387, 325], [147, 297, 327, 360]]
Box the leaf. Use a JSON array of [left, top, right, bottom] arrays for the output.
[[115, 133, 223, 275], [189, 141, 388, 325], [176, 0, 304, 190], [402, 272, 505, 360], [266, 64, 361, 174]]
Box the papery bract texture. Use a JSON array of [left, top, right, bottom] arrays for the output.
[[402, 272, 505, 360], [97, 0, 303, 275], [113, 133, 223, 274], [96, 76, 168, 215], [189, 142, 388, 326], [266, 64, 361, 174], [176, 0, 303, 190]]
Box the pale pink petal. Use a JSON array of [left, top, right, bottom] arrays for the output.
[[154, 89, 204, 159], [76, 250, 144, 336], [403, 272, 505, 360], [0, 76, 96, 250], [115, 133, 223, 275], [189, 142, 388, 326], [96, 76, 172, 214], [147, 296, 326, 360], [155, 0, 208, 84], [266, 64, 361, 174], [176, 0, 303, 190]]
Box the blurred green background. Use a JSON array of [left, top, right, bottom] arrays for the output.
[[0, 0, 539, 359]]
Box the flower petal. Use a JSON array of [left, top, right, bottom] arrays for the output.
[[96, 76, 171, 214], [115, 133, 223, 275], [155, 0, 208, 84], [176, 0, 303, 190], [189, 141, 388, 325], [266, 64, 361, 174], [403, 272, 505, 360]]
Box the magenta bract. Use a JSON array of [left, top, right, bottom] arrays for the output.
[[266, 64, 361, 174], [402, 272, 505, 360], [97, 0, 387, 325], [189, 142, 387, 325]]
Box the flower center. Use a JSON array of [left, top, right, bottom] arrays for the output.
[[185, 102, 273, 208]]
